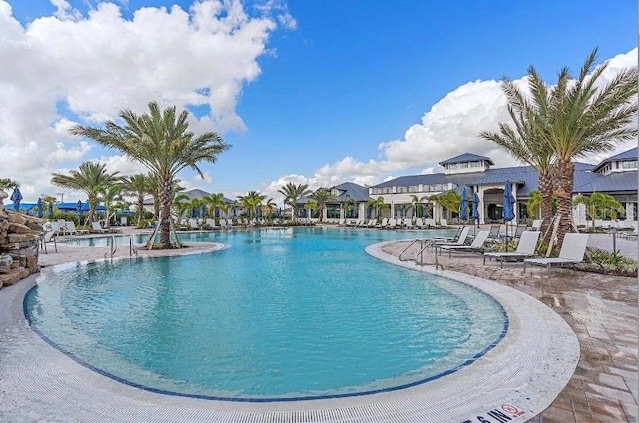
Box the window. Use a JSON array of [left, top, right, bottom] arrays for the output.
[[469, 161, 482, 167], [622, 160, 638, 169]]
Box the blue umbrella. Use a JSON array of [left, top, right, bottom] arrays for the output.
[[10, 187, 22, 212], [459, 187, 468, 221], [36, 198, 44, 218], [503, 181, 516, 247], [472, 192, 480, 227], [48, 202, 54, 218], [76, 200, 82, 218]]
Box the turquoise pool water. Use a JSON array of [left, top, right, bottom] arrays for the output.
[[25, 227, 507, 401]]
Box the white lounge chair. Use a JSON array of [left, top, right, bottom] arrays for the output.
[[523, 233, 589, 277], [377, 218, 388, 228], [91, 221, 109, 233], [531, 219, 543, 231], [403, 218, 414, 229], [424, 218, 436, 227], [483, 231, 541, 268], [438, 230, 490, 258], [430, 226, 470, 247], [40, 230, 57, 253]]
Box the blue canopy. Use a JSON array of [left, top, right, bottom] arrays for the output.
[[56, 202, 106, 212], [459, 187, 469, 221], [3, 202, 35, 212], [37, 198, 44, 218], [10, 187, 22, 212], [502, 182, 516, 222]]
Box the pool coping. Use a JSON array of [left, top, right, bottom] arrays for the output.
[[0, 240, 580, 422]]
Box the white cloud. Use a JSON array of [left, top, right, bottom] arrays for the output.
[[0, 0, 283, 200], [266, 48, 638, 191]]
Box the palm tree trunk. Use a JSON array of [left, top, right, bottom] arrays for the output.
[[538, 171, 554, 247], [137, 195, 144, 224], [158, 177, 172, 248], [554, 159, 575, 248]]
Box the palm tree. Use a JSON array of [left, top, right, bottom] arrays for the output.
[[343, 195, 357, 220], [573, 192, 624, 228], [366, 196, 387, 223], [409, 194, 430, 219], [203, 192, 226, 220], [278, 182, 311, 222], [238, 191, 267, 220], [100, 183, 124, 228], [264, 198, 277, 220], [539, 50, 637, 245], [309, 189, 335, 222], [122, 174, 152, 225], [69, 101, 230, 249], [51, 161, 121, 225], [430, 190, 460, 222], [480, 73, 555, 241]]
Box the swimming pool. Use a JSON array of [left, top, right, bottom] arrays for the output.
[[25, 227, 507, 402]]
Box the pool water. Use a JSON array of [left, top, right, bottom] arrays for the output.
[[25, 227, 507, 401]]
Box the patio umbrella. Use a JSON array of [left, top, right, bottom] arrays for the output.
[[472, 192, 480, 228], [459, 187, 469, 222], [502, 181, 516, 250], [10, 187, 22, 212], [36, 197, 44, 218], [48, 202, 54, 218], [76, 200, 82, 219]]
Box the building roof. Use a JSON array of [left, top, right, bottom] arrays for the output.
[[592, 147, 638, 173], [439, 152, 495, 166], [573, 170, 639, 194], [332, 182, 370, 202]]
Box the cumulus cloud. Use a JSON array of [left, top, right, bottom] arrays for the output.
[[263, 48, 638, 197], [0, 0, 287, 201]]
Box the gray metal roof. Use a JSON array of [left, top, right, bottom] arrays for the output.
[[592, 147, 638, 173], [373, 173, 449, 189], [439, 152, 495, 166], [332, 182, 370, 202], [573, 170, 638, 194]]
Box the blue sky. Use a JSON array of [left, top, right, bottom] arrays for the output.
[[1, 0, 637, 204]]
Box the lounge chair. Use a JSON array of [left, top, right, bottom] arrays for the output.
[[40, 230, 57, 253], [440, 219, 448, 227], [91, 221, 109, 233], [387, 218, 397, 229], [483, 231, 541, 268], [523, 233, 589, 277], [531, 219, 543, 231], [377, 218, 388, 228], [424, 218, 435, 227], [512, 224, 527, 238], [438, 230, 490, 258], [415, 218, 424, 229], [403, 218, 414, 229], [430, 226, 470, 247], [486, 224, 502, 241]]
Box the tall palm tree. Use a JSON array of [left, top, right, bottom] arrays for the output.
[[278, 182, 311, 222], [430, 190, 460, 222], [69, 101, 230, 248], [480, 74, 555, 241], [309, 189, 335, 222], [51, 161, 121, 225], [0, 178, 19, 192], [122, 173, 152, 225], [537, 50, 638, 245]]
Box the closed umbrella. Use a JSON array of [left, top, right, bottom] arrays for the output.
[[47, 202, 54, 218], [472, 192, 480, 228], [36, 197, 44, 218], [459, 187, 468, 222], [502, 181, 516, 250], [10, 187, 22, 212]]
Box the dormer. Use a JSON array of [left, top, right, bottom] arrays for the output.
[[592, 147, 638, 176], [439, 153, 494, 175]]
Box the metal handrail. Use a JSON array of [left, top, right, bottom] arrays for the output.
[[129, 235, 138, 257], [398, 239, 443, 270]]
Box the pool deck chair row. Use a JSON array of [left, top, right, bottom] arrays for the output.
[[483, 231, 541, 268], [523, 233, 589, 277]]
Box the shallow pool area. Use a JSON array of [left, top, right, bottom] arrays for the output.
[[25, 228, 507, 401]]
